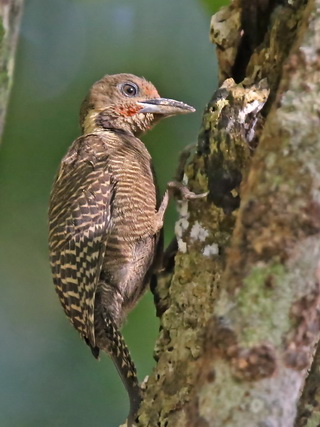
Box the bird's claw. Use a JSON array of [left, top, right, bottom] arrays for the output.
[[181, 188, 209, 200], [167, 180, 208, 201]]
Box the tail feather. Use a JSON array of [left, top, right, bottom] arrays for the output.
[[94, 308, 142, 426]]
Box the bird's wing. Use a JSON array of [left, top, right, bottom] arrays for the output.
[[49, 135, 115, 346]]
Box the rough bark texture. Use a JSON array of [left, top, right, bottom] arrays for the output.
[[0, 0, 23, 141], [127, 0, 320, 426], [189, 1, 320, 424], [136, 79, 269, 427]]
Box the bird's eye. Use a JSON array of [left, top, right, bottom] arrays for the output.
[[120, 83, 139, 97]]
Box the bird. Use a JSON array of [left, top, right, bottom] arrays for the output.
[[48, 73, 195, 425]]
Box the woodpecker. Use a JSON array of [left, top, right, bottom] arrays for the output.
[[48, 73, 195, 425]]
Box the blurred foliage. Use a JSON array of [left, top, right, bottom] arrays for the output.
[[0, 0, 227, 426], [200, 0, 229, 14]]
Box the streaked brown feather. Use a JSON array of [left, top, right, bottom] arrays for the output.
[[49, 134, 115, 345]]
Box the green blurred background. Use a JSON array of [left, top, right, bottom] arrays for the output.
[[0, 0, 225, 425]]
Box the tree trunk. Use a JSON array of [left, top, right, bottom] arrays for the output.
[[127, 0, 320, 426], [0, 0, 23, 141]]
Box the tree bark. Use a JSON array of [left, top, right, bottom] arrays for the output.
[[129, 0, 320, 426], [0, 0, 23, 141], [188, 1, 320, 425]]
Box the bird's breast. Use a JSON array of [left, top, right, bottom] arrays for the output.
[[108, 150, 158, 242], [101, 151, 159, 309]]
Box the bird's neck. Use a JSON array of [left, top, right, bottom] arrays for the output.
[[82, 110, 103, 134]]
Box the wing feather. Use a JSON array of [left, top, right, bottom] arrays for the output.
[[49, 135, 115, 345]]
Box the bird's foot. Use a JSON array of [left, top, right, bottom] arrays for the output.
[[170, 143, 208, 200], [167, 180, 208, 201]]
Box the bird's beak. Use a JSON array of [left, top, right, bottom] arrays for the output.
[[137, 98, 195, 116]]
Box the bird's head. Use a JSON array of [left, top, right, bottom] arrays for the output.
[[80, 73, 195, 136]]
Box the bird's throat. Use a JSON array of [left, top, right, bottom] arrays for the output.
[[83, 108, 156, 137]]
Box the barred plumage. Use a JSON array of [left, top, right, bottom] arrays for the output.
[[48, 73, 195, 425]]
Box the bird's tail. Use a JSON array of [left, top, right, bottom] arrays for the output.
[[95, 309, 142, 426]]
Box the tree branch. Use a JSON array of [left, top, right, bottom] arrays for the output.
[[0, 0, 24, 141]]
